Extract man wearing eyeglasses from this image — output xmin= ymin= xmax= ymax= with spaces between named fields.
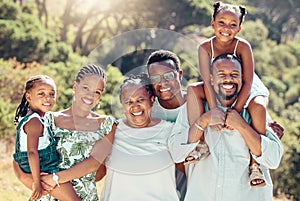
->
xmin=147 ymin=50 xmax=187 ymax=123
xmin=146 ymin=49 xmax=190 ymax=201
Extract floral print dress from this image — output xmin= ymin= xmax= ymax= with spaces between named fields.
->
xmin=30 ymin=112 xmax=116 ymax=201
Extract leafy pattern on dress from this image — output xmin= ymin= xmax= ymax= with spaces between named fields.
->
xmin=29 ymin=113 xmax=115 ymax=201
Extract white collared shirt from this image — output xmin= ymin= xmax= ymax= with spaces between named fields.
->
xmin=170 ymin=102 xmax=283 ymax=201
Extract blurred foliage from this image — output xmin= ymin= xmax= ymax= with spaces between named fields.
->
xmin=0 ymin=0 xmax=72 ymax=63
xmin=0 ymin=0 xmax=299 ymax=200
xmin=239 ymin=19 xmax=269 ymax=49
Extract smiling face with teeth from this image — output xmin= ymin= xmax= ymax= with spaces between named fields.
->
xmin=73 ymin=74 xmax=105 ymax=112
xmin=121 ymin=83 xmax=154 ymax=128
xmin=148 ymin=62 xmax=183 ymax=108
xmin=211 ymin=57 xmax=242 ymax=107
xmin=25 ymin=79 xmax=56 ymax=117
xmin=211 ymin=10 xmax=241 ymax=43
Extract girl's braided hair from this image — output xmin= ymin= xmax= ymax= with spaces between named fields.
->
xmin=212 ymin=1 xmax=247 ymax=26
xmin=14 ymin=75 xmax=55 ymax=124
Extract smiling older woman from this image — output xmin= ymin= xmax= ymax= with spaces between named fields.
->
xmin=100 ymin=74 xmax=195 ymax=201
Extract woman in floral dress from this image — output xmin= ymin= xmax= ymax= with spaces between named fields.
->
xmin=13 ymin=64 xmax=116 ymax=201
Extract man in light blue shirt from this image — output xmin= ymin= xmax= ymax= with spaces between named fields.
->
xmin=170 ymin=53 xmax=283 ymax=201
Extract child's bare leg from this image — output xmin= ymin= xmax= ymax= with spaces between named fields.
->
xmin=248 ymin=96 xmax=267 ymax=135
xmin=248 ymin=96 xmax=267 ymax=187
xmin=50 ymin=182 xmax=80 ymax=201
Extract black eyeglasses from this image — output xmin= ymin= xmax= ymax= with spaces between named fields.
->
xmin=150 ymin=71 xmax=177 ymax=84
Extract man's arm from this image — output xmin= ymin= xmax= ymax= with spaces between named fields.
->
xmin=225 ymin=109 xmax=283 ymax=168
xmin=168 ymin=105 xmax=225 ymax=163
xmin=253 ymin=127 xmax=284 ymax=169
xmin=168 ymin=123 xmax=198 ymax=163
xmin=225 ymin=108 xmax=262 ymax=156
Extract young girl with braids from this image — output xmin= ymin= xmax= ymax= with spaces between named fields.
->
xmin=13 ymin=65 xmax=117 ymax=201
xmin=13 ymin=75 xmax=80 ymax=201
xmin=187 ymin=1 xmax=269 ymax=187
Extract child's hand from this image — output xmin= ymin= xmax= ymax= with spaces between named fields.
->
xmin=31 ymin=182 xmax=43 ymax=200
xmin=41 ymin=181 xmax=53 ymax=194
xmin=210 ymin=124 xmax=224 ymax=131
xmin=206 ymin=108 xmax=226 ymax=131
xmin=224 ymin=108 xmax=244 ymax=130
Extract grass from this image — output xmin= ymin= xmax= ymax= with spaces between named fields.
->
xmin=0 ymin=139 xmax=31 ymax=201
xmin=0 ymin=139 xmax=291 ymax=201
xmin=0 ymin=162 xmax=31 ymax=200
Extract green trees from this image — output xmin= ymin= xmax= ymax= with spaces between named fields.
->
xmin=0 ymin=0 xmax=72 ymax=63
xmin=0 ymin=0 xmax=299 ymax=199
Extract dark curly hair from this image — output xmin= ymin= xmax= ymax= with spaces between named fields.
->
xmin=146 ymin=50 xmax=181 ymax=73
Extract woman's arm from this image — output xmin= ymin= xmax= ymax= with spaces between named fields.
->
xmin=41 ymin=123 xmax=116 ymax=186
xmin=234 ymin=40 xmax=254 ymax=112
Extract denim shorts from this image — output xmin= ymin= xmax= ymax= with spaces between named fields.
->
xmin=13 ymin=140 xmax=59 ymax=173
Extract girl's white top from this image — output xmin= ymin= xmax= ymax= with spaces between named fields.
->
xmin=19 ymin=113 xmax=51 ymax=151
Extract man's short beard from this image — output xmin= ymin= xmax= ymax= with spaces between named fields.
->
xmin=217 ymin=83 xmax=239 ymax=101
